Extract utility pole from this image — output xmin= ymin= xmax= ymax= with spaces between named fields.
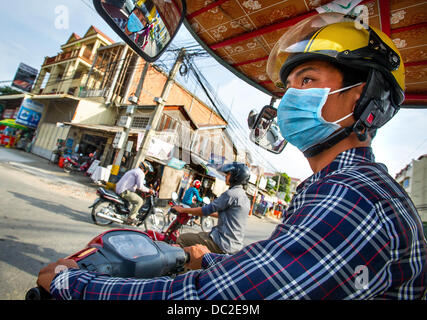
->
xmin=106 ymin=59 xmax=150 ymax=189
xmin=132 ymin=48 xmax=186 ymax=167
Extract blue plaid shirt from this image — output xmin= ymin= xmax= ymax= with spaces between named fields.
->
xmin=51 ymin=147 xmax=427 ymax=299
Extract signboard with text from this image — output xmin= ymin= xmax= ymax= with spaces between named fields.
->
xmin=12 ymin=63 xmax=38 ymax=92
xmin=15 ymin=99 xmax=44 ymax=128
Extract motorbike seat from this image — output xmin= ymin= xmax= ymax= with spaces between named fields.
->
xmin=99 ymin=187 xmax=121 ymax=200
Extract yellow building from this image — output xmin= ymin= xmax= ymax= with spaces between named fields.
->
xmin=32 ymin=26 xmax=114 ymax=97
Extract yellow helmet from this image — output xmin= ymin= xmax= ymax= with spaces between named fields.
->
xmin=267 ymin=12 xmax=405 ymax=106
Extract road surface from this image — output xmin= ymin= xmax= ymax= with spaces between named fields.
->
xmin=0 ymin=147 xmax=280 ymax=299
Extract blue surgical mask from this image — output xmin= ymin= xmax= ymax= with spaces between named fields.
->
xmin=277 ymin=83 xmax=362 ymax=152
xmin=127 ymin=12 xmax=144 ymax=33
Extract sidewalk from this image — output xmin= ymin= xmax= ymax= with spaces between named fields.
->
xmin=0 ymin=147 xmax=99 ymax=200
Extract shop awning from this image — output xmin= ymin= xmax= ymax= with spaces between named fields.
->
xmin=63 ymin=122 xmax=146 ymax=135
xmin=0 ymin=119 xmax=30 ymax=131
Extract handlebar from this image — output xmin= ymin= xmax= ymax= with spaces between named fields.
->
xmin=25 ymin=286 xmax=52 ymax=300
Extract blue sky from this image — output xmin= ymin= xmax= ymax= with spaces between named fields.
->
xmin=0 ymin=0 xmax=426 ymax=180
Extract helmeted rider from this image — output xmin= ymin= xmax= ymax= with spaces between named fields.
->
xmin=181 ymin=179 xmax=203 ymax=208
xmin=174 ymin=162 xmax=251 ymax=254
xmin=115 ymin=160 xmax=155 ymax=225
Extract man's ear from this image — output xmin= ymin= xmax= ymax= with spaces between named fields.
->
xmin=351 ymin=83 xmax=366 ymax=112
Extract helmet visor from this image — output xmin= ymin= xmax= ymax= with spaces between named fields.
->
xmin=218 ymin=163 xmax=235 ymax=174
xmin=266 ymin=13 xmax=361 ymax=88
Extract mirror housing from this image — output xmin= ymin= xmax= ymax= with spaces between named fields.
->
xmin=202 ymin=197 xmax=211 ymax=205
xmin=248 ymin=105 xmax=287 ymax=154
xmin=171 ymin=192 xmax=178 ymax=201
xmin=93 ymin=0 xmax=186 ymax=62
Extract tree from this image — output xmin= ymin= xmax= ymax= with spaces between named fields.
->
xmin=271 ymin=172 xmax=291 ymax=203
xmin=0 ymin=86 xmax=21 ymax=96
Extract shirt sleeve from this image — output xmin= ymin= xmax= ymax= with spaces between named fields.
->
xmin=50 ymin=182 xmax=390 ymax=300
xmin=201 ymin=191 xmax=230 ymax=216
xmin=194 ymin=189 xmax=203 ymax=203
xmin=136 ymin=171 xmax=150 ymax=193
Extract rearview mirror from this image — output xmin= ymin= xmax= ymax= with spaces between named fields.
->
xmin=171 ymin=192 xmax=178 ymax=201
xmin=202 ymin=197 xmax=210 ymax=205
xmin=248 ymin=106 xmax=287 ymax=154
xmin=93 ymin=0 xmax=186 ymax=62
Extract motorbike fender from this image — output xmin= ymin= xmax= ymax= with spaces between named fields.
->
xmin=89 ymin=198 xmax=102 ymax=208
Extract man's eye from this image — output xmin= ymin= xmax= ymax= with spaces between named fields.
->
xmin=302 ymin=77 xmax=312 ymax=86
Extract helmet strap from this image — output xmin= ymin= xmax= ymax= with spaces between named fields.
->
xmin=303 ymin=125 xmax=354 ymax=158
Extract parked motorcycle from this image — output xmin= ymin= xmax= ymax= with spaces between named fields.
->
xmin=145 ymin=192 xmax=213 ymax=243
xmin=25 ymin=228 xmax=188 ymax=300
xmin=90 ymin=187 xmax=165 ymax=230
xmin=166 ymin=193 xmax=215 ymax=233
xmin=63 ymin=154 xmax=92 ymax=173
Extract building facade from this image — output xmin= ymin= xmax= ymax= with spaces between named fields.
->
xmin=395 ymin=154 xmax=427 ymax=222
xmin=8 ymin=26 xmax=244 ymax=202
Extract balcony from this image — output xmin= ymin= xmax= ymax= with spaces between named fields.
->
xmin=44 ymin=47 xmax=94 ymax=66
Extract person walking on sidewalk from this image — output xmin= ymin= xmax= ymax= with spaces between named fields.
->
xmin=115 ymin=160 xmax=155 ymax=225
xmin=173 ymin=162 xmax=251 ymax=254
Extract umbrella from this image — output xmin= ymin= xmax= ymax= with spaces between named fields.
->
xmin=0 ymin=119 xmax=29 ymax=131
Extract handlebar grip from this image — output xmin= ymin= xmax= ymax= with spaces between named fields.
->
xmin=25 ymin=286 xmax=52 ymax=300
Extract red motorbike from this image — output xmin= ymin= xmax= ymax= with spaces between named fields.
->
xmin=63 ymin=154 xmax=93 ymax=174
xmin=144 ymin=192 xmax=212 ymax=243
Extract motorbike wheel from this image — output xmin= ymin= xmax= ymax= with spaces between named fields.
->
xmin=91 ymin=200 xmax=114 ymax=226
xmin=201 ymin=216 xmax=215 ymax=232
xmin=63 ymin=163 xmax=72 ymax=173
xmin=144 ymin=211 xmax=166 ymax=231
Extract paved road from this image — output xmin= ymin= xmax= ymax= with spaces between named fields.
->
xmin=0 ymin=147 xmax=280 ymax=300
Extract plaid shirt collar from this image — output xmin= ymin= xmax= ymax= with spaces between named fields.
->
xmin=298 ymin=147 xmax=377 ymax=192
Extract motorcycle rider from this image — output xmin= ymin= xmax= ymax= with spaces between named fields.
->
xmin=37 ymin=13 xmax=426 ymax=300
xmin=115 ymin=160 xmax=155 ymax=225
xmin=180 ymin=179 xmax=204 ymax=225
xmin=173 ymin=162 xmax=251 ymax=254
xmin=181 ymin=180 xmax=203 ymax=208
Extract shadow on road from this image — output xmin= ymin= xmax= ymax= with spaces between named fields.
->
xmin=8 ymin=191 xmax=91 ymax=224
xmin=0 ymin=236 xmax=68 ymax=277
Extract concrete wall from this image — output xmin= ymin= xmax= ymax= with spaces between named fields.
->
xmin=72 ymin=99 xmax=116 ymax=125
xmin=32 ymin=123 xmax=70 ymax=160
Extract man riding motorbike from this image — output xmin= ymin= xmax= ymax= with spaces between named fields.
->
xmin=173 ymin=162 xmax=251 ymax=254
xmin=37 ymin=12 xmax=426 ymax=300
xmin=115 ymin=160 xmax=155 ymax=225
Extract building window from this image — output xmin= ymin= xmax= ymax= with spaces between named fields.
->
xmin=131 ymin=116 xmax=150 ymax=129
xmin=403 ymin=178 xmax=410 ymax=189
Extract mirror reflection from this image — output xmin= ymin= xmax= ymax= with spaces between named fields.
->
xmin=101 ymin=0 xmax=183 ymax=58
xmin=249 ymin=106 xmax=287 ymax=154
